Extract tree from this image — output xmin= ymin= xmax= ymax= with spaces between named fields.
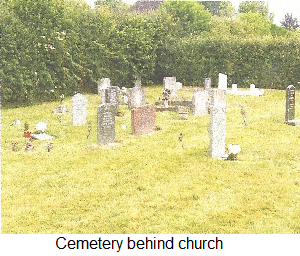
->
xmin=200 ymin=1 xmax=235 ymax=18
xmin=238 ymin=1 xmax=274 ymax=22
xmin=280 ymin=13 xmax=299 ymax=31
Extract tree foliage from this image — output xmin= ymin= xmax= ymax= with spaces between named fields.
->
xmin=201 ymin=1 xmax=235 ymax=18
xmin=238 ymin=1 xmax=274 ymax=21
xmin=280 ymin=13 xmax=300 ymax=31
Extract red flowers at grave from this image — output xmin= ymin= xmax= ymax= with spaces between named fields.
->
xmin=24 ymin=131 xmax=32 ymax=138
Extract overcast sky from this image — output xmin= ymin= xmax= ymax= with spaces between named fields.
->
xmin=85 ymin=0 xmax=300 ymax=26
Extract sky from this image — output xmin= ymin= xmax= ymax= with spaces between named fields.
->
xmin=85 ymin=0 xmax=300 ymax=26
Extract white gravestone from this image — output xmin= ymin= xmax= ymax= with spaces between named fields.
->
xmin=192 ymin=90 xmax=209 ymax=116
xmin=72 ymin=93 xmax=87 ymax=125
xmin=218 ymin=73 xmax=227 ymax=90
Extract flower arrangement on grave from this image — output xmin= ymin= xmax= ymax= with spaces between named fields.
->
xmin=226 ymin=144 xmax=241 ymax=161
xmin=35 ymin=121 xmax=47 ymax=133
xmin=25 ymin=141 xmax=34 ymax=151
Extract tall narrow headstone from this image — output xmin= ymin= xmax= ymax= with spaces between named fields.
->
xmin=134 ymin=76 xmax=142 ymax=88
xmin=285 ymin=85 xmax=296 ymax=124
xmin=209 ymin=105 xmax=226 ymax=159
xmin=250 ymin=84 xmax=256 ymax=92
xmin=72 ymin=93 xmax=87 ymax=125
xmin=218 ymin=73 xmax=227 ymax=90
xmin=192 ymin=90 xmax=209 ymax=116
xmin=97 ymin=104 xmax=116 ymax=145
xmin=163 ymin=77 xmax=177 ymax=98
xmin=97 ymin=78 xmax=110 ymax=94
xmin=101 ymin=86 xmax=119 ymax=106
xmin=210 ymin=89 xmax=226 ymax=107
xmin=131 ymin=104 xmax=156 ymax=135
xmin=204 ymin=78 xmax=211 ymax=91
xmin=128 ymin=87 xmax=146 ymax=109
xmin=232 ymin=84 xmax=238 ymax=92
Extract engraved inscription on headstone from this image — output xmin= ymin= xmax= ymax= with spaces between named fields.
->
xmin=72 ymin=93 xmax=87 ymax=125
xmin=128 ymin=87 xmax=146 ymax=109
xmin=285 ymin=85 xmax=295 ymax=123
xmin=131 ymin=104 xmax=156 ymax=135
xmin=97 ymin=104 xmax=116 ymax=145
xmin=192 ymin=90 xmax=209 ymax=116
xmin=101 ymin=86 xmax=119 ymax=106
xmin=209 ymin=105 xmax=226 ymax=159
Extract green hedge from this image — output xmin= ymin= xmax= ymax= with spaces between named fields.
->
xmin=1 ymin=0 xmax=300 ymax=105
xmin=160 ymin=36 xmax=300 ymax=89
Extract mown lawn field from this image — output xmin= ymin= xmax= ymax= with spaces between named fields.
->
xmin=1 ymin=85 xmax=300 ymax=234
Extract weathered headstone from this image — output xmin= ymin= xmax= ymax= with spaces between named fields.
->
xmin=131 ymin=104 xmax=156 ymax=135
xmin=97 ymin=104 xmax=116 ymax=145
xmin=209 ymin=105 xmax=226 ymax=159
xmin=101 ymin=86 xmax=119 ymax=106
xmin=97 ymin=78 xmax=110 ymax=94
xmin=218 ymin=73 xmax=227 ymax=90
xmin=163 ymin=77 xmax=177 ymax=98
xmin=250 ymin=84 xmax=256 ymax=92
xmin=285 ymin=85 xmax=296 ymax=124
xmin=72 ymin=93 xmax=87 ymax=125
xmin=192 ymin=90 xmax=209 ymax=116
xmin=204 ymin=78 xmax=211 ymax=91
xmin=210 ymin=89 xmax=226 ymax=107
xmin=134 ymin=76 xmax=142 ymax=88
xmin=176 ymin=82 xmax=183 ymax=90
xmin=128 ymin=87 xmax=146 ymax=109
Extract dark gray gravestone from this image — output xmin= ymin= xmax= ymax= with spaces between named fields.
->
xmin=101 ymin=86 xmax=119 ymax=106
xmin=209 ymin=105 xmax=226 ymax=159
xmin=285 ymin=85 xmax=295 ymax=124
xmin=128 ymin=87 xmax=146 ymax=109
xmin=97 ymin=104 xmax=116 ymax=145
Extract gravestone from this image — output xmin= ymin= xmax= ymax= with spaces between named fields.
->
xmin=97 ymin=78 xmax=110 ymax=94
xmin=218 ymin=73 xmax=227 ymax=90
xmin=210 ymin=89 xmax=226 ymax=107
xmin=250 ymin=84 xmax=256 ymax=92
xmin=232 ymin=84 xmax=238 ymax=92
xmin=192 ymin=90 xmax=209 ymax=116
xmin=163 ymin=77 xmax=177 ymax=98
xmin=204 ymin=78 xmax=211 ymax=91
xmin=101 ymin=86 xmax=119 ymax=106
xmin=128 ymin=87 xmax=146 ymax=109
xmin=131 ymin=104 xmax=156 ymax=135
xmin=134 ymin=76 xmax=142 ymax=88
xmin=209 ymin=105 xmax=226 ymax=159
xmin=285 ymin=85 xmax=297 ymax=125
xmin=72 ymin=93 xmax=87 ymax=125
xmin=176 ymin=82 xmax=183 ymax=90
xmin=97 ymin=104 xmax=116 ymax=145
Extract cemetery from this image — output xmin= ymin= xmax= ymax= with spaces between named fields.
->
xmin=1 ymin=0 xmax=300 ymax=235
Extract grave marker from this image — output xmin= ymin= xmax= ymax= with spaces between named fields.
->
xmin=163 ymin=77 xmax=177 ymax=98
xmin=128 ymin=87 xmax=146 ymax=109
xmin=97 ymin=78 xmax=110 ymax=94
xmin=218 ymin=73 xmax=227 ymax=90
xmin=101 ymin=86 xmax=119 ymax=106
xmin=209 ymin=105 xmax=226 ymax=159
xmin=72 ymin=93 xmax=87 ymax=125
xmin=192 ymin=90 xmax=209 ymax=116
xmin=285 ymin=85 xmax=296 ymax=125
xmin=131 ymin=104 xmax=156 ymax=135
xmin=204 ymin=78 xmax=211 ymax=91
xmin=97 ymin=104 xmax=116 ymax=144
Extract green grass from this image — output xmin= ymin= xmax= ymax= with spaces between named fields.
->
xmin=1 ymin=86 xmax=300 ymax=234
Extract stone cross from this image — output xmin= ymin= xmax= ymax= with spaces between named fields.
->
xmin=285 ymin=85 xmax=296 ymax=124
xmin=131 ymin=104 xmax=156 ymax=135
xmin=101 ymin=86 xmax=119 ymax=106
xmin=128 ymin=87 xmax=146 ymax=109
xmin=163 ymin=77 xmax=177 ymax=98
xmin=209 ymin=105 xmax=226 ymax=159
xmin=72 ymin=93 xmax=87 ymax=125
xmin=204 ymin=78 xmax=211 ymax=91
xmin=97 ymin=78 xmax=110 ymax=94
xmin=97 ymin=103 xmax=116 ymax=145
xmin=218 ymin=73 xmax=227 ymax=90
xmin=192 ymin=90 xmax=209 ymax=116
